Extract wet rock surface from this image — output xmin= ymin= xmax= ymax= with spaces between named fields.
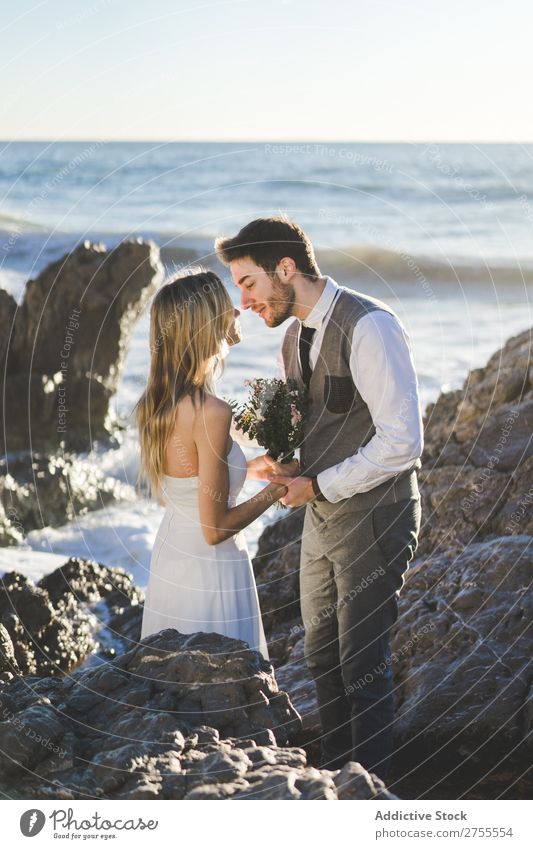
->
xmin=0 ymin=623 xmax=20 ymax=683
xmin=0 ymin=239 xmax=162 ymax=545
xmin=0 ymin=629 xmax=394 ymax=800
xmin=0 ymin=558 xmax=143 ymax=677
xmin=0 ymin=453 xmax=136 ymax=545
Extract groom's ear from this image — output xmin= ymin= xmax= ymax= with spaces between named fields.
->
xmin=276 ymin=257 xmax=297 ymax=281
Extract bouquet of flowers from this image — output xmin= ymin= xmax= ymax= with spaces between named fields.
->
xmin=229 ymin=378 xmax=307 ymax=464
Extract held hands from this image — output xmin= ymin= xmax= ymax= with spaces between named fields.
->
xmin=247 ymin=454 xmax=315 ymax=506
xmin=269 ymin=475 xmax=316 ymax=508
xmin=265 ymin=481 xmax=289 ymax=502
xmin=247 ymin=454 xmax=300 ymax=481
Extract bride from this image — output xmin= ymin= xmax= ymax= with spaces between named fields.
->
xmin=136 ymin=269 xmax=288 ymax=659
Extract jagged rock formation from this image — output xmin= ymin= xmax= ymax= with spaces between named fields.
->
xmin=252 ymin=508 xmax=305 ymax=662
xmin=0 ymin=558 xmax=143 ymax=678
xmin=1 ymin=238 xmax=162 ymax=454
xmin=0 ymin=629 xmax=395 ymax=800
xmin=419 ymin=327 xmax=532 ymax=555
xmin=0 ymin=623 xmax=20 ymax=683
xmin=0 ymin=239 xmax=162 ymax=543
xmin=391 ymin=534 xmax=532 ymax=796
xmin=0 ymin=453 xmax=135 ymax=545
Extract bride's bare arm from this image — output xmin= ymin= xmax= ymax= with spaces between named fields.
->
xmin=195 ymin=397 xmax=287 ymax=545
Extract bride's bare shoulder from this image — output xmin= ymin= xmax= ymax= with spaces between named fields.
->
xmin=194 ymin=393 xmax=232 ymax=429
xmin=176 ymin=391 xmax=231 ymax=425
xmin=190 ymin=396 xmax=231 ymax=462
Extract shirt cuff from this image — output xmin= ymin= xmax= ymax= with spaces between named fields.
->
xmin=316 ymin=468 xmax=340 ymax=503
xmin=311 ymin=476 xmax=327 ymax=501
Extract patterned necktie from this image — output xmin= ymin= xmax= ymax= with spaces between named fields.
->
xmin=299 ymin=325 xmax=316 ymax=387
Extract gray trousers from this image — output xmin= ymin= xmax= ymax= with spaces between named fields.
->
xmin=300 ymin=470 xmax=421 ymax=778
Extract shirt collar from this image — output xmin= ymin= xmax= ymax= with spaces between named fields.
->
xmin=301 ymin=276 xmax=339 ymax=330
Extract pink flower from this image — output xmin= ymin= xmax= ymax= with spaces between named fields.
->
xmin=291 ymin=404 xmax=302 ymax=426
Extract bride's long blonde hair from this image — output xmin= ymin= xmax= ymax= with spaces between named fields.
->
xmin=135 ymin=268 xmax=234 ymax=496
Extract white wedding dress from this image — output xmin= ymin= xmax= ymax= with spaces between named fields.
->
xmin=141 ymin=440 xmax=269 ymax=660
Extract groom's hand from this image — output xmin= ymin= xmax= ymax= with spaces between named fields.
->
xmin=247 ymin=454 xmax=299 ymax=481
xmin=270 ymin=475 xmax=315 ymax=507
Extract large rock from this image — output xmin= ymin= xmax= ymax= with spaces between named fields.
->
xmin=0 ymin=629 xmax=395 ymax=800
xmin=252 ymin=507 xmax=304 ymax=662
xmin=274 ymin=633 xmax=319 ymax=734
xmin=0 ymin=623 xmax=20 ymax=683
xmin=0 ymin=289 xmax=16 ymax=369
xmin=0 ymin=239 xmax=162 ymax=541
xmin=419 ymin=327 xmax=533 ymax=555
xmin=251 ymin=509 xmax=319 ymax=734
xmin=1 ymin=239 xmax=163 ymax=453
xmin=0 ymin=558 xmax=143 ymax=676
xmin=0 ymin=452 xmax=135 ymax=545
xmin=391 ymin=535 xmax=532 ymax=795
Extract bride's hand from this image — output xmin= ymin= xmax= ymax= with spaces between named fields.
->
xmin=247 ymin=454 xmax=299 ymax=480
xmin=265 ymin=481 xmax=288 ymax=502
xmin=276 ymin=458 xmax=300 ymax=477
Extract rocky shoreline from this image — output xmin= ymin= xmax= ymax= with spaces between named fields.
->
xmin=0 ymin=613 xmax=395 ymax=800
xmin=253 ymin=326 xmax=533 ymax=799
xmin=0 ymin=239 xmax=162 ymax=545
xmin=0 ymin=244 xmax=531 ymax=799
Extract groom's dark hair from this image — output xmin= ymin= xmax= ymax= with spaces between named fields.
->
xmin=215 ymin=215 xmax=321 ymax=280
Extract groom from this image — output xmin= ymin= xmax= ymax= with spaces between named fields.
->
xmin=215 ymin=216 xmax=423 ymax=779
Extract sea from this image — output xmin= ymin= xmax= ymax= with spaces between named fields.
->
xmin=1 ymin=141 xmax=532 ymax=585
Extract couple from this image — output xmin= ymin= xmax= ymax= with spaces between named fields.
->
xmin=137 ymin=216 xmax=423 ymax=779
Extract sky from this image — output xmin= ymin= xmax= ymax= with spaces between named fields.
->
xmin=1 ymin=0 xmax=533 ymax=141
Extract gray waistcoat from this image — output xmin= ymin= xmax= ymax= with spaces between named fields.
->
xmin=282 ymin=287 xmax=420 ymax=506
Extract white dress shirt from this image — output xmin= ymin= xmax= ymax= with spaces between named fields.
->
xmin=279 ymin=276 xmax=424 ymax=503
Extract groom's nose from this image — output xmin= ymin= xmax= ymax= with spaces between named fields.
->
xmin=239 ymin=290 xmax=253 ymax=310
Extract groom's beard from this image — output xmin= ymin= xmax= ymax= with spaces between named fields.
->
xmin=264 ymin=273 xmax=296 ymax=327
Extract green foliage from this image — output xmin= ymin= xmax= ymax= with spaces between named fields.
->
xmin=228 ymin=378 xmax=307 ymax=463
